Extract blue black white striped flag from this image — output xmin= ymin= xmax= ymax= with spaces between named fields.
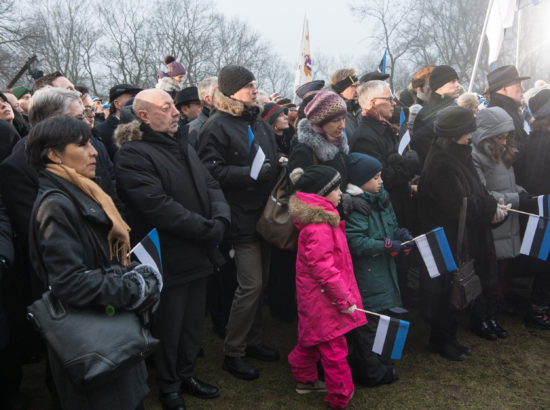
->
xmin=520 ymin=215 xmax=550 ymax=261
xmin=415 ymin=227 xmax=457 ymax=278
xmin=130 ymin=228 xmax=163 ymax=275
xmin=372 ymin=315 xmax=409 ymax=360
xmin=536 ymin=195 xmax=550 ymax=218
xmin=378 ymin=48 xmax=387 ymax=73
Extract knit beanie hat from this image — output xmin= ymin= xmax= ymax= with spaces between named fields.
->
xmin=304 ymin=91 xmax=347 ymax=126
xmin=261 ymin=102 xmax=287 ymax=125
xmin=218 ymin=65 xmax=255 ymax=97
xmin=11 ymin=86 xmax=30 ymax=99
xmin=346 ymin=152 xmax=383 ymax=187
xmin=528 ymin=89 xmax=550 ymax=120
xmin=429 ymin=65 xmax=459 ymax=92
xmin=434 ymin=106 xmax=477 ymax=139
xmin=160 ymin=55 xmax=186 ymax=78
xmin=290 ymin=165 xmax=341 ymax=197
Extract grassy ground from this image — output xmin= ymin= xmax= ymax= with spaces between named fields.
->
xmin=21 ymin=292 xmax=550 ymax=409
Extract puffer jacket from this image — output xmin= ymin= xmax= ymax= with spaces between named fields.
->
xmin=198 ymin=88 xmax=278 ymax=243
xmin=290 ymin=191 xmax=366 ymax=347
xmin=472 ymin=106 xmax=524 ymax=259
xmin=345 ymin=184 xmax=402 ymax=312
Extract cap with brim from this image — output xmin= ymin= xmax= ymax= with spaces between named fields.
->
xmin=296 ymin=80 xmax=325 ymax=99
xmin=262 ymin=102 xmax=287 ymax=125
xmin=487 ymin=65 xmax=530 ymax=93
xmin=109 ymin=84 xmax=142 ymax=102
xmin=359 ymin=72 xmax=390 ymax=83
xmin=175 ymin=86 xmax=200 ymax=109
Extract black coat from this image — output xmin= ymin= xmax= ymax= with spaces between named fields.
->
xmin=418 ymin=141 xmax=497 ymax=288
xmin=489 ymin=93 xmax=529 ymax=152
xmin=515 ymin=129 xmax=550 ymax=194
xmin=412 ymin=93 xmax=456 ymax=170
xmin=29 ymin=172 xmax=148 ymax=410
xmin=198 ymin=89 xmax=277 ymax=243
xmin=0 ymin=120 xmax=19 ymax=163
xmin=94 ymin=114 xmax=120 ymax=161
xmin=350 ymin=115 xmax=416 ymax=225
xmin=115 ymin=121 xmax=230 ymax=287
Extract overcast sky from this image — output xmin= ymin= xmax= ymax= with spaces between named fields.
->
xmin=214 ymin=0 xmax=371 ymax=66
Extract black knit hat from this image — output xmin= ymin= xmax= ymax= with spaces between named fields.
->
xmin=218 ymin=65 xmax=255 ymax=97
xmin=346 ymin=153 xmax=382 ymax=187
xmin=261 ymin=102 xmax=287 ymax=125
xmin=175 ymin=86 xmax=200 ymax=109
xmin=290 ymin=165 xmax=341 ymax=197
xmin=434 ymin=106 xmax=477 ymax=139
xmin=529 ymin=89 xmax=550 ymax=120
xmin=429 ymin=65 xmax=459 ymax=92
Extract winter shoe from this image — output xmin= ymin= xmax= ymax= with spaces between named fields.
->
xmin=488 ymin=319 xmax=509 ymax=338
xmin=295 ymin=379 xmax=327 ymax=394
xmin=471 ymin=321 xmax=498 ymax=341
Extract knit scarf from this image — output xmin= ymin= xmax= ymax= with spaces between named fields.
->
xmin=46 ymin=163 xmax=131 ymax=266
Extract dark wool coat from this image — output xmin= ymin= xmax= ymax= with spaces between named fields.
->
xmin=198 ymin=88 xmax=278 ymax=243
xmin=350 ymin=115 xmax=415 ymax=225
xmin=29 ymin=172 xmax=148 ymax=410
xmin=417 ymin=142 xmax=498 ymax=288
xmin=94 ymin=114 xmax=120 ymax=161
xmin=515 ymin=129 xmax=550 ymax=195
xmin=489 ymin=93 xmax=529 ymax=151
xmin=412 ymin=92 xmax=456 ymax=169
xmin=115 ymin=121 xmax=230 ymax=287
xmin=0 ymin=120 xmax=19 ymax=163
xmin=288 ymin=119 xmax=349 ymax=192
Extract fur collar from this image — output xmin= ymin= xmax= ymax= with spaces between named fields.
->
xmin=297 ymin=119 xmax=349 ymax=162
xmin=289 ymin=194 xmax=340 ymax=228
xmin=114 ymin=120 xmax=142 ymax=147
xmin=155 ymin=77 xmax=182 ymax=93
xmin=346 ymin=183 xmax=363 ymax=196
xmin=212 ymin=87 xmax=263 ymax=118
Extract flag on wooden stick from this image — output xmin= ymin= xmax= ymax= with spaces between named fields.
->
xmin=130 ymin=228 xmax=163 ymax=275
xmin=372 ymin=315 xmax=409 ymax=360
xmin=415 ymin=227 xmax=457 ymax=278
xmin=536 ymin=195 xmax=550 ymax=218
xmin=520 ymin=215 xmax=550 ymax=261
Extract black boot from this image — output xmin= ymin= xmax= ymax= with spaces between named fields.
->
xmin=222 ymin=356 xmax=259 ymax=380
xmin=471 ymin=321 xmax=497 ymax=341
xmin=488 ymin=319 xmax=508 ymax=338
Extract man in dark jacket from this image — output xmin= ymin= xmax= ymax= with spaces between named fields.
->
xmin=114 ymin=89 xmax=230 ymax=409
xmin=330 ymin=68 xmax=361 ymax=138
xmin=198 ymin=65 xmax=279 ymax=380
xmin=412 ymin=65 xmax=461 ymax=169
xmin=94 ymin=83 xmax=141 ymax=160
xmin=351 ymin=80 xmax=418 ymax=226
xmin=487 ymin=65 xmax=530 ymax=152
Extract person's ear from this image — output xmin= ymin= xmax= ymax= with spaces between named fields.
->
xmin=46 ymin=148 xmax=63 ymax=164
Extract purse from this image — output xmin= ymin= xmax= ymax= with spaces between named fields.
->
xmin=27 ymin=290 xmax=159 ymax=390
xmin=256 ymin=166 xmax=299 ymax=250
xmin=449 ymin=197 xmax=482 ymax=311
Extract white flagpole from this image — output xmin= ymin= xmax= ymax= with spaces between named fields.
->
xmin=515 ymin=8 xmax=522 ymax=67
xmin=468 ymin=0 xmax=495 ymax=93
xmin=292 ymin=15 xmax=306 ymax=104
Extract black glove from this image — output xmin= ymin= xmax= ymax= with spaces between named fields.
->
xmin=402 ymin=150 xmax=420 ymax=176
xmin=519 ymin=192 xmax=538 ymax=214
xmin=206 ymin=219 xmax=226 ymax=247
xmin=257 ymin=159 xmax=272 ymax=183
xmin=396 ymin=228 xmax=413 ymax=241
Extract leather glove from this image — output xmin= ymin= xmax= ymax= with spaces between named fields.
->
xmin=396 ymin=228 xmax=413 ymax=241
xmin=384 ymin=238 xmax=402 ymax=257
xmin=205 ymin=219 xmax=226 ymax=247
xmin=492 ymin=203 xmax=511 ymax=224
xmin=257 ymin=159 xmax=272 ymax=182
xmin=341 ymin=304 xmax=357 ymax=314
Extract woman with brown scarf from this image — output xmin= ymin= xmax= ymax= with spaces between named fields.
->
xmin=26 ymin=116 xmax=161 ymax=410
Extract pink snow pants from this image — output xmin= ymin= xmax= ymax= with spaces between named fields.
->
xmin=288 ymin=335 xmax=354 ymax=409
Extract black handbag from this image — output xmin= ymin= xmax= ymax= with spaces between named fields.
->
xmin=27 ymin=290 xmax=159 ymax=389
xmin=449 ymin=197 xmax=482 ymax=311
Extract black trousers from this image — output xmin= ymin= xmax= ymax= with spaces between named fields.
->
xmin=153 ymin=278 xmax=207 ymax=394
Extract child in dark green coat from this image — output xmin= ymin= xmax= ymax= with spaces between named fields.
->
xmin=345 ymin=152 xmax=412 ymax=387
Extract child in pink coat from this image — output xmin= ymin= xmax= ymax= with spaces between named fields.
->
xmin=288 ymin=165 xmax=367 ymax=409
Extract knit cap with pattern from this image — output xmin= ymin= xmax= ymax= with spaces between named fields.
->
xmin=304 ymin=90 xmax=347 ymax=127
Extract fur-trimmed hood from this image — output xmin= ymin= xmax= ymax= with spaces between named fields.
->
xmin=212 ymin=87 xmax=262 ymax=118
xmin=297 ymin=118 xmax=349 ymax=162
xmin=289 ymin=191 xmax=340 ymax=229
xmin=155 ymin=76 xmax=182 ymax=93
xmin=114 ymin=120 xmax=143 ymax=147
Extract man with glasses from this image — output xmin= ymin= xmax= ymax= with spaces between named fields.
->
xmin=330 ymin=68 xmax=361 ymax=138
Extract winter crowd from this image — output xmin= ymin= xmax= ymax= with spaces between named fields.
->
xmin=0 ymin=53 xmax=550 ymax=410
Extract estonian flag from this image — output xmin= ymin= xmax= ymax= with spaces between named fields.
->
xmin=378 ymin=48 xmax=387 ymax=74
xmin=537 ymin=195 xmax=550 ymax=218
xmin=130 ymin=228 xmax=163 ymax=275
xmin=372 ymin=315 xmax=409 ymax=360
xmin=520 ymin=215 xmax=550 ymax=261
xmin=415 ymin=227 xmax=457 ymax=278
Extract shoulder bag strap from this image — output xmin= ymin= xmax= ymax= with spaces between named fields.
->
xmin=456 ymin=196 xmax=468 ymax=265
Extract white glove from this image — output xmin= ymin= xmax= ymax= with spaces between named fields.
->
xmin=341 ymin=304 xmax=357 ymax=314
xmin=492 ymin=203 xmax=511 ymax=223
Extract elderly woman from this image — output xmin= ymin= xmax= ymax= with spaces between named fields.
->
xmin=26 ymin=116 xmax=161 ymax=410
xmin=417 ymin=106 xmax=507 ymax=361
xmin=472 ymin=106 xmax=526 ymax=340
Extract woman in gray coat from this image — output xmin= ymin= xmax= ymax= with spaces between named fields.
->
xmin=472 ymin=106 xmax=525 ymax=340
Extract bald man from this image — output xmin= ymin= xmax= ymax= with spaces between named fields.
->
xmin=114 ymin=89 xmax=230 ymax=409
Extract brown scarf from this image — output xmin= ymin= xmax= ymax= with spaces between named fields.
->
xmin=46 ymin=164 xmax=131 ymax=266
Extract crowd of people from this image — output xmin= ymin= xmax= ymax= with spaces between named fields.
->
xmin=0 ymin=53 xmax=549 ymax=410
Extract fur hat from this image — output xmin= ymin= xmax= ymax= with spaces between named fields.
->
xmin=346 ymin=152 xmax=382 ymax=187
xmin=158 ymin=55 xmax=186 ymax=79
xmin=290 ymin=165 xmax=341 ymax=197
xmin=261 ymin=102 xmax=287 ymax=125
xmin=429 ymin=65 xmax=459 ymax=92
xmin=529 ymin=89 xmax=550 ymax=120
xmin=304 ymin=91 xmax=347 ymax=126
xmin=218 ymin=65 xmax=255 ymax=97
xmin=434 ymin=106 xmax=477 ymax=139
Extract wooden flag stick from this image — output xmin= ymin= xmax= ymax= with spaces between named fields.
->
xmin=355 ymin=307 xmax=382 ymax=317
xmin=507 ymin=208 xmax=550 ymax=220
xmin=400 ymin=234 xmax=425 ymax=246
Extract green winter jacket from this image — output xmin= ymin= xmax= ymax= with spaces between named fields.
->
xmin=345 ymin=184 xmax=402 ymax=312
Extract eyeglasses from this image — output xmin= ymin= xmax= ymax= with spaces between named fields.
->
xmin=373 ymin=96 xmax=395 ymax=103
xmin=83 ymin=106 xmax=96 ymax=117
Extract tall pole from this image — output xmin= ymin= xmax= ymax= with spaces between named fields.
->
xmin=468 ymin=0 xmax=495 ymax=93
xmin=515 ymin=8 xmax=522 ymax=68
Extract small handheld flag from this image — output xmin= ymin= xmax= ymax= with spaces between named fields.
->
xmin=372 ymin=314 xmax=409 ymax=360
xmin=378 ymin=48 xmax=387 ymax=74
xmin=130 ymin=228 xmax=163 ymax=275
xmin=520 ymin=215 xmax=550 ymax=261
xmin=415 ymin=227 xmax=457 ymax=278
xmin=536 ymin=195 xmax=550 ymax=217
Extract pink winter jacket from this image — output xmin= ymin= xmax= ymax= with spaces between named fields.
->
xmin=289 ymin=191 xmax=367 ymax=347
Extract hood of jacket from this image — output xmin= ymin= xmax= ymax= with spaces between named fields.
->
xmin=289 ymin=191 xmax=340 ymax=230
xmin=296 ymin=118 xmax=349 ymax=162
xmin=211 ymin=87 xmax=263 ymax=118
xmin=155 ymin=76 xmax=182 ymax=93
xmin=473 ymin=106 xmax=515 ymax=146
xmin=114 ymin=120 xmax=180 ymax=148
